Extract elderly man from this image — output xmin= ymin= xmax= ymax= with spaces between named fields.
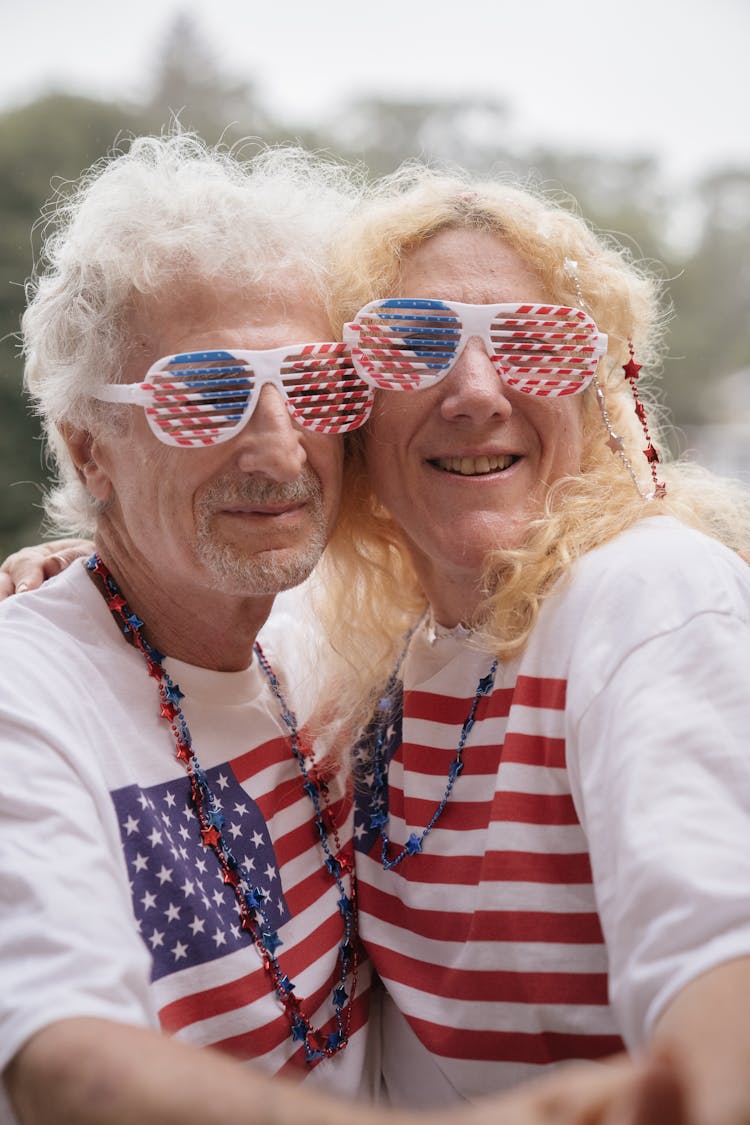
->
xmin=0 ymin=133 xmax=384 ymax=1124
xmin=0 ymin=135 xmax=682 ymax=1125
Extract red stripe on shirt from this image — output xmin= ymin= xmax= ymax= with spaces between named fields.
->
xmin=370 ymin=941 xmax=611 ymax=1004
xmin=360 ymin=882 xmax=605 ymax=943
xmin=405 ymin=1013 xmax=624 ymax=1064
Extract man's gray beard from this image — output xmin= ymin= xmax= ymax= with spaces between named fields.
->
xmin=195 ymin=469 xmax=328 ymax=596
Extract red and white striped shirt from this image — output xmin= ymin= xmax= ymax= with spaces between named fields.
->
xmin=354 ymin=518 xmax=750 ymax=1106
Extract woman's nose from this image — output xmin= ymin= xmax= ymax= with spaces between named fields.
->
xmin=438 ymin=338 xmax=513 ymax=424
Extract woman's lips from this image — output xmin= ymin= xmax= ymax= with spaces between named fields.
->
xmin=430 ymin=453 xmax=518 ymax=476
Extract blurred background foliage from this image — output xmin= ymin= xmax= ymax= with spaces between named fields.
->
xmin=1 ymin=13 xmax=749 ymax=555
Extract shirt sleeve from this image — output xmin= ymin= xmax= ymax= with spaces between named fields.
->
xmin=0 ymin=637 xmax=157 ymax=1073
xmin=567 ymin=600 xmax=750 ymax=1049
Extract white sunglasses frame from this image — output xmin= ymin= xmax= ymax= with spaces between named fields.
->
xmin=342 ymin=299 xmax=609 ymax=397
xmin=90 ymin=343 xmax=374 ymax=447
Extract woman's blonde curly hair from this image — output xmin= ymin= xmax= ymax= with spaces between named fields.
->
xmin=313 ymin=164 xmax=750 ymax=736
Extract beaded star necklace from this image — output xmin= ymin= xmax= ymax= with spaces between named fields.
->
xmin=86 ymin=554 xmax=357 ymax=1063
xmin=369 ymin=619 xmax=498 ymax=870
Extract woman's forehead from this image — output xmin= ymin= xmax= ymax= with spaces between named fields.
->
xmin=395 ymin=228 xmax=548 ymax=304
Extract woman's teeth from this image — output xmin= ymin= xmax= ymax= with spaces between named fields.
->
xmin=434 ymin=454 xmax=515 ymax=476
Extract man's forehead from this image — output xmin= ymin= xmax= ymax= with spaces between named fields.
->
xmin=127 ymin=281 xmax=333 ymax=363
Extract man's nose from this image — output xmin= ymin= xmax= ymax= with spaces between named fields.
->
xmin=438 ymin=338 xmax=513 ymax=424
xmin=232 ymin=384 xmax=307 ymax=479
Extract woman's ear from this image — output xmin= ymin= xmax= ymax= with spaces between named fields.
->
xmin=58 ymin=423 xmax=114 ymax=504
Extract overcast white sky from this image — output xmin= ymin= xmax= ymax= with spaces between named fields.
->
xmin=1 ymin=0 xmax=748 ymax=182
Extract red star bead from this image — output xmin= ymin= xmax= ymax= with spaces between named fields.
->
xmin=623 ymin=357 xmax=642 ymax=381
xmin=644 ymin=444 xmax=660 ymax=464
xmin=107 ymin=594 xmax=127 ymax=612
xmin=160 ymin=701 xmax=177 ymax=721
xmin=175 ymin=741 xmax=192 ymax=763
xmin=654 ymin=482 xmax=667 ymax=499
xmin=201 ymin=825 xmax=221 ymax=848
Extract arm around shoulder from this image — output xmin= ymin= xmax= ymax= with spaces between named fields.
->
xmin=0 ymin=539 xmax=92 ymax=600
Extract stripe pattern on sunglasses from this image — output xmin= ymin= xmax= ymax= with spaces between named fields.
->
xmin=144 ymin=345 xmax=371 ymax=446
xmin=349 ymin=301 xmax=603 ymax=397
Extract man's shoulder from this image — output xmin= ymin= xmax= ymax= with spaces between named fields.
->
xmin=0 ymin=560 xmax=112 ymax=672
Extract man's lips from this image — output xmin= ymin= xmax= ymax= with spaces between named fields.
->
xmin=429 ymin=453 xmax=519 ymax=476
xmin=218 ymin=500 xmax=307 ymax=517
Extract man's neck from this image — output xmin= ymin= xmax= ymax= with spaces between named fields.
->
xmin=92 ymin=543 xmax=275 ymax=672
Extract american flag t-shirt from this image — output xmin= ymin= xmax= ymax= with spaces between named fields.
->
xmin=106 ymin=703 xmax=366 ymax=1077
xmin=111 ymin=766 xmax=290 ymax=982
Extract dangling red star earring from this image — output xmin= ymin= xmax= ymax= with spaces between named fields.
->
xmin=623 ymin=342 xmax=666 ymax=499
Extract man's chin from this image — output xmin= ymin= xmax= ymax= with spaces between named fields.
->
xmin=196 ymin=540 xmax=325 ymax=598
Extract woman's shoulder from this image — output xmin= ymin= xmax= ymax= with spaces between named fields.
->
xmin=539 ymin=514 xmax=750 ymax=660
xmin=574 ymin=515 xmax=749 ymax=601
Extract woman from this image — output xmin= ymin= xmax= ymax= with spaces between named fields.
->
xmin=313 ymin=168 xmax=750 ymax=1119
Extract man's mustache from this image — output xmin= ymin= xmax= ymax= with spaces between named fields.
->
xmin=200 ymin=468 xmax=322 ymax=509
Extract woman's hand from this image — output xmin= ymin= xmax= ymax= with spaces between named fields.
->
xmin=0 ymin=539 xmax=93 ymax=601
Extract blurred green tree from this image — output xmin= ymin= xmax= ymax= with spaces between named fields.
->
xmin=0 ymin=12 xmax=747 ymax=557
xmin=0 ymin=93 xmax=155 ymax=554
xmin=668 ymin=168 xmax=750 ymax=424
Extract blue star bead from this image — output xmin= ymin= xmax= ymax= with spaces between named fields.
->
xmin=206 ymin=805 xmax=224 ymax=829
xmin=125 ymin=613 xmax=144 ymax=631
xmin=303 ymin=780 xmax=319 ymax=800
xmin=315 ymin=819 xmax=328 ymax=839
xmin=448 ymin=759 xmax=464 ymax=781
xmin=327 ymin=1031 xmax=343 ymax=1050
xmin=262 ymin=930 xmax=283 ymax=955
xmin=246 ymin=887 xmax=266 ymax=910
xmin=369 ymin=810 xmax=387 ymax=829
xmin=406 ymin=833 xmax=423 ymax=855
xmin=463 ymin=716 xmax=475 ymax=735
xmin=277 ymin=974 xmax=295 ymax=996
xmin=337 ymin=894 xmax=351 ymax=917
xmin=325 ymin=855 xmax=341 ymax=877
xmin=340 ymin=940 xmax=354 ymax=966
xmin=165 ymin=683 xmax=185 ymax=704
xmin=291 ymin=1018 xmax=308 ymax=1042
xmin=332 ymin=985 xmax=348 ymax=1008
xmin=477 ymin=670 xmax=496 ymax=696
